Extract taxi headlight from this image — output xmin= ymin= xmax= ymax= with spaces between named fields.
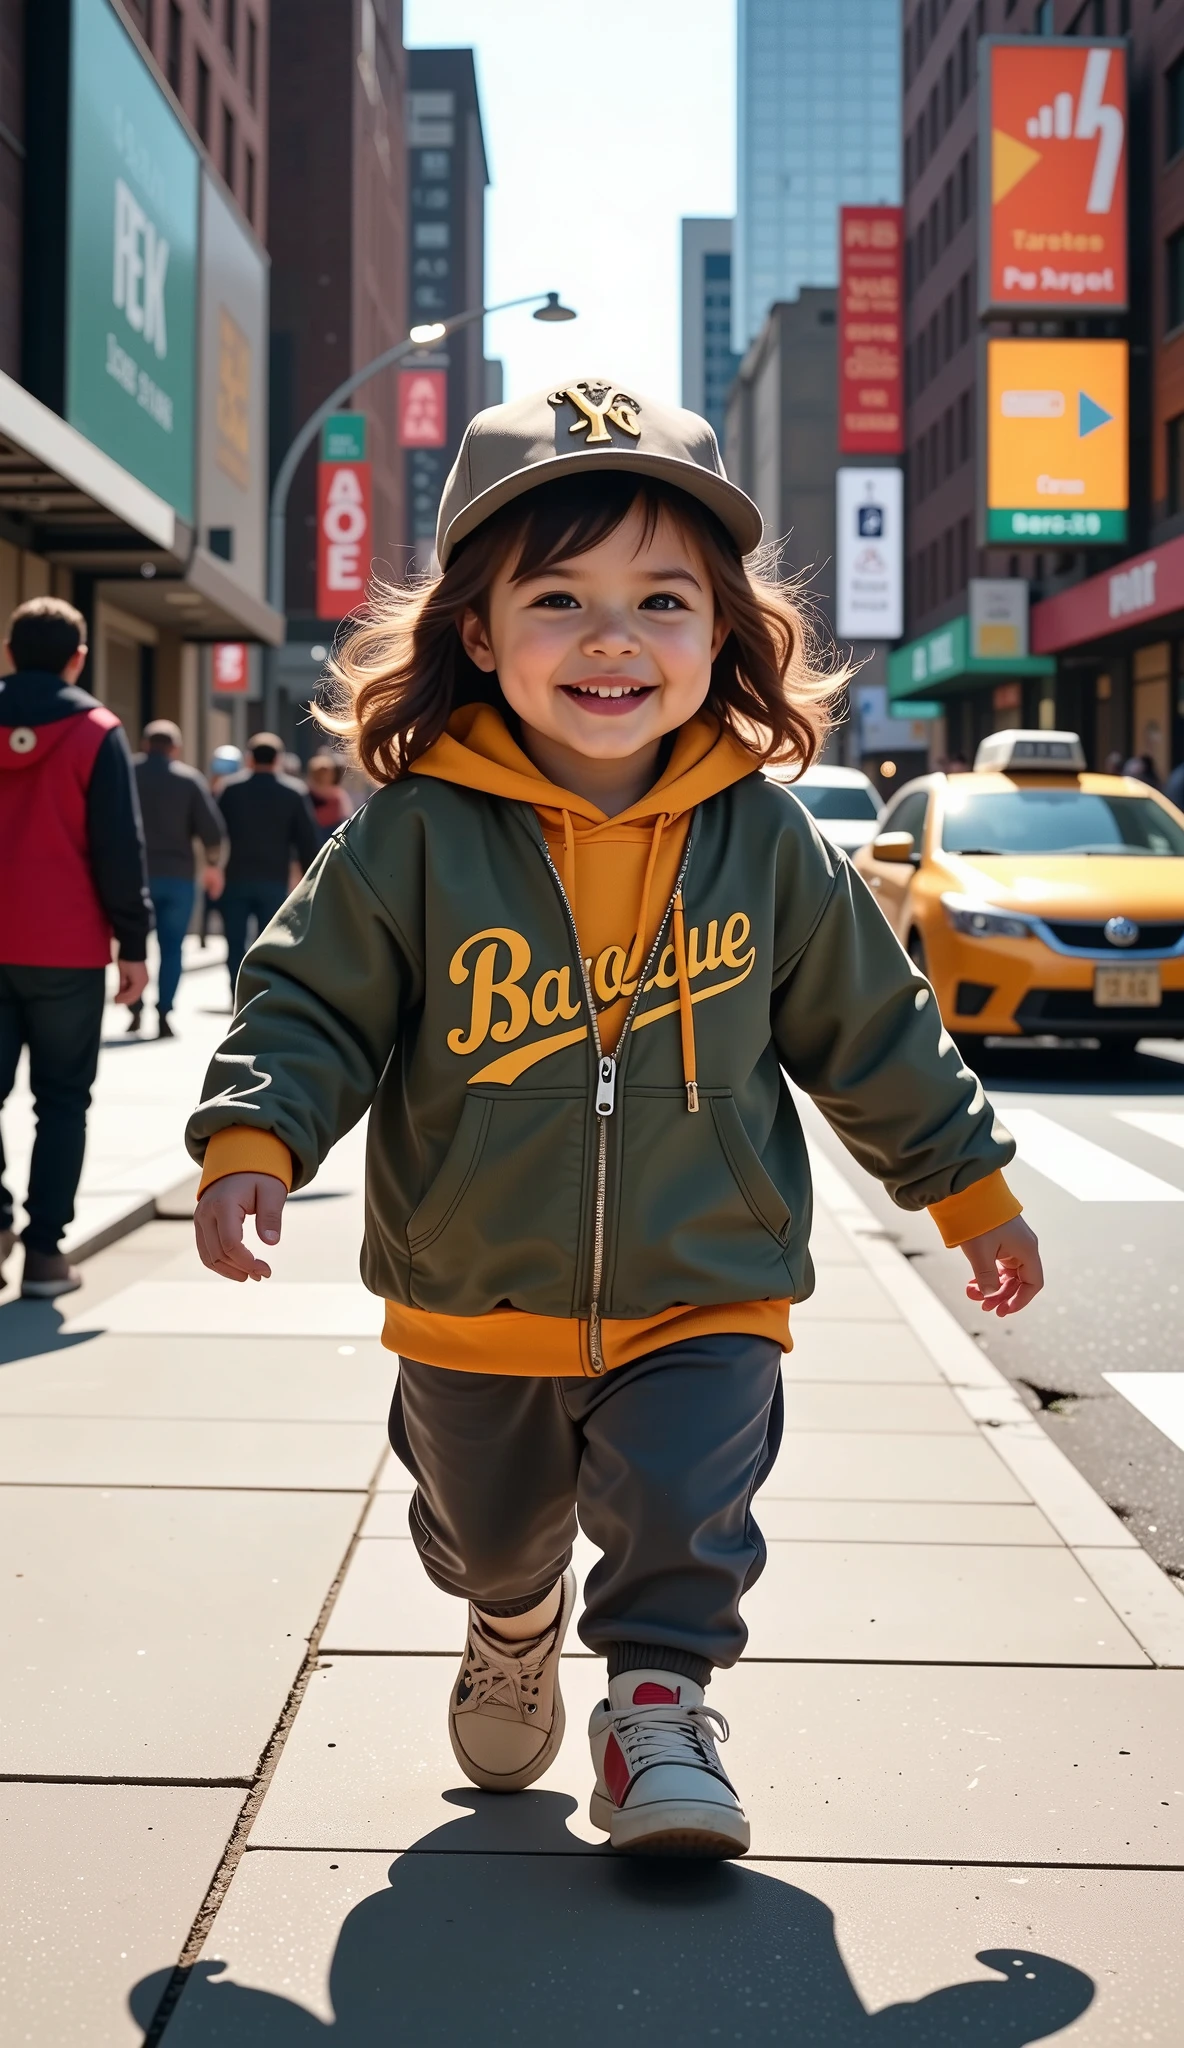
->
xmin=941 ymin=894 xmax=1034 ymax=941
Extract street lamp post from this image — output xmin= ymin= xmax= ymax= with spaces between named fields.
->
xmin=265 ymin=290 xmax=576 ymax=719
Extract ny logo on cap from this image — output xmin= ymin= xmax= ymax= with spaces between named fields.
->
xmin=549 ymin=381 xmax=642 ymax=445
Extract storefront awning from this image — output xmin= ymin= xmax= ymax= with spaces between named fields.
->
xmin=1031 ymin=534 xmax=1184 ymax=655
xmin=889 ymin=614 xmax=1055 ymax=705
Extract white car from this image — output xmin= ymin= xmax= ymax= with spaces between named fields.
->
xmin=776 ymin=764 xmax=885 ymax=854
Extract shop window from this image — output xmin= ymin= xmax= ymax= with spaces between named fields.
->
xmin=166 ymin=1 xmax=182 ymax=94
xmin=196 ymin=54 xmax=210 ymax=143
xmin=1168 ymin=55 xmax=1184 ymax=162
xmin=1167 ymin=228 xmax=1184 ymax=332
xmin=1167 ymin=413 xmax=1184 ymax=514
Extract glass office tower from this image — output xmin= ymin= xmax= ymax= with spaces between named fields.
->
xmin=681 ymin=219 xmax=743 ymax=443
xmin=733 ymin=0 xmax=901 ymax=354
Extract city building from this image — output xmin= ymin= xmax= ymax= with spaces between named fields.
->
xmin=16 ymin=0 xmax=279 ymax=767
xmin=893 ymin=0 xmax=1184 ymax=784
xmin=725 ymin=288 xmax=840 ymax=615
xmin=268 ymin=0 xmax=407 ymax=728
xmin=121 ymin=0 xmax=267 ymax=232
xmin=404 ymin=48 xmax=493 ymax=571
xmin=680 ymin=218 xmax=742 ymax=443
xmin=733 ymin=0 xmax=901 ymax=354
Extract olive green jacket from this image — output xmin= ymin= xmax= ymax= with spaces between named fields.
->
xmin=187 ymin=768 xmax=1014 ymax=1319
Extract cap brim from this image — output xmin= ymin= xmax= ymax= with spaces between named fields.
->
xmin=437 ymin=447 xmax=763 ymax=567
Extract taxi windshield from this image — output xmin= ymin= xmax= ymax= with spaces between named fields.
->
xmin=792 ymin=784 xmax=881 ymax=822
xmin=941 ymin=788 xmax=1184 ymax=858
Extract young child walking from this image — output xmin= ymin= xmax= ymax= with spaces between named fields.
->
xmin=188 ymin=379 xmax=1041 ymax=1859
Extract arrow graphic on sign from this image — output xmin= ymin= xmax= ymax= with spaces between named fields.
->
xmin=992 ymin=127 xmax=1042 ymax=204
xmin=1078 ymin=389 xmax=1113 ymax=437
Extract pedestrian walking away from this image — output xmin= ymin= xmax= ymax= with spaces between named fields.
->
xmin=215 ymin=731 xmax=320 ymax=999
xmin=133 ymin=719 xmax=226 ymax=1037
xmin=188 ymin=382 xmax=1043 ymax=1860
xmin=0 ymin=596 xmax=151 ymax=1298
xmin=306 ymin=750 xmax=355 ymax=840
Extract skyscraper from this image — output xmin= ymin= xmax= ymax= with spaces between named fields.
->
xmin=733 ymin=0 xmax=901 ymax=353
xmin=680 ymin=219 xmax=742 ymax=444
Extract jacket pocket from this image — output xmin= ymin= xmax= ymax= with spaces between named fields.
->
xmin=607 ymin=1087 xmax=794 ymax=1315
xmin=406 ymin=1095 xmax=493 ymax=1254
xmin=710 ymin=1094 xmax=792 ymax=1244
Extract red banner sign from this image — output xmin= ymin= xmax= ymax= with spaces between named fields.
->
xmin=397 ymin=369 xmax=447 ymax=448
xmin=983 ymin=40 xmax=1127 ymax=313
xmin=1030 ymin=532 xmax=1184 ymax=653
xmin=316 ymin=459 xmax=372 ymax=619
xmin=838 ymin=206 xmax=904 ymax=455
xmin=211 ymin=642 xmax=249 ymax=693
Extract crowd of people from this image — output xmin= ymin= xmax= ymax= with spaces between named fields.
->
xmin=0 ymin=593 xmax=355 ymax=1301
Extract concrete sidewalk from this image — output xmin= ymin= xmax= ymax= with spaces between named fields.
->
xmin=0 ymin=935 xmax=229 ymax=1274
xmin=0 ymin=1125 xmax=1181 ymax=2044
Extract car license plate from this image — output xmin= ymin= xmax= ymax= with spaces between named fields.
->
xmin=1094 ymin=965 xmax=1161 ymax=1008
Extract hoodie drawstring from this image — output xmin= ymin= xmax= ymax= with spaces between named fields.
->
xmin=561 ymin=810 xmax=577 ymax=914
xmin=671 ymin=889 xmax=699 ymax=1113
xmin=624 ymin=814 xmax=670 ymax=989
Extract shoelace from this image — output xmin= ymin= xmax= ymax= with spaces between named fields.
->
xmin=460 ymin=1621 xmax=557 ymax=1716
xmin=604 ymin=1701 xmax=731 ymax=1774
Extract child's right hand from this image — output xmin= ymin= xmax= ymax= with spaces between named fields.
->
xmin=195 ymin=1172 xmax=287 ymax=1282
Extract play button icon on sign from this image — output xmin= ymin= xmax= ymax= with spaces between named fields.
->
xmin=1078 ymin=390 xmax=1114 ymax=438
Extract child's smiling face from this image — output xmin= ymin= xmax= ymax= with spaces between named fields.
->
xmin=459 ymin=501 xmax=728 ymax=794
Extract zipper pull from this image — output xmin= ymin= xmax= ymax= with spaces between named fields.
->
xmin=595 ymin=1054 xmax=616 ymax=1117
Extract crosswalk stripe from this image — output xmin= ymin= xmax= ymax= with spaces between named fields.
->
xmin=1104 ymin=1374 xmax=1184 ymax=1455
xmin=1002 ymin=1106 xmax=1184 ymax=1202
xmin=1114 ymin=1109 xmax=1184 ymax=1153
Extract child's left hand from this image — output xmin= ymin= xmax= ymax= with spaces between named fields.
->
xmin=960 ymin=1217 xmax=1043 ymax=1317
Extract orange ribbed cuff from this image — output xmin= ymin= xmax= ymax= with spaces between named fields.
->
xmin=197 ymin=1127 xmax=294 ymax=1197
xmin=927 ymin=1168 xmax=1022 ymax=1248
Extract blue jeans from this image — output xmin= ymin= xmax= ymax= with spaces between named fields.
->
xmin=221 ymin=880 xmax=287 ymax=998
xmin=149 ymin=876 xmax=196 ymax=1018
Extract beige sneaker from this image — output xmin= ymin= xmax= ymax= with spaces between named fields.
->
xmin=449 ymin=1567 xmax=577 ymax=1792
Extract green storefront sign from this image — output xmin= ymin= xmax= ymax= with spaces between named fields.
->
xmin=66 ymin=0 xmax=199 ymax=519
xmin=321 ymin=414 xmax=367 ymax=462
xmin=888 ymin=616 xmax=1054 ymax=706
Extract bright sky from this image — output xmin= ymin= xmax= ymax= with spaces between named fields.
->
xmin=403 ymin=0 xmax=736 ymax=406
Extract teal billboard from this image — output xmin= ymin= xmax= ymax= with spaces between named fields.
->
xmin=66 ymin=0 xmax=199 ymax=519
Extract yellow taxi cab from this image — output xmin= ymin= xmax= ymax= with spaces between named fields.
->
xmin=852 ymin=729 xmax=1184 ymax=1060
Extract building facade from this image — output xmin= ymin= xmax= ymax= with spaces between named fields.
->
xmin=12 ymin=0 xmax=278 ymax=767
xmin=268 ymin=0 xmax=407 ymax=723
xmin=404 ymin=48 xmax=491 ymax=569
xmin=896 ymin=0 xmax=1184 ymax=785
xmin=725 ymin=288 xmax=840 ymax=612
xmin=121 ymin=0 xmax=267 ymax=231
xmin=733 ymin=0 xmax=901 ymax=354
xmin=681 ymin=218 xmax=742 ymax=443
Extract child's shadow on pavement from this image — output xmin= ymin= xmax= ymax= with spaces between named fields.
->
xmin=131 ymin=1791 xmax=1094 ymax=2045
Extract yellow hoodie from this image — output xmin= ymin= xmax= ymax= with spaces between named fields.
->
xmin=200 ymin=705 xmax=1019 ymax=1374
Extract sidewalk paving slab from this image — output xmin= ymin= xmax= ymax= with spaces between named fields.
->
xmin=0 ymin=1414 xmax=386 ymax=1489
xmin=0 ymin=1486 xmax=360 ymax=1777
xmin=0 ymin=1783 xmax=243 ymax=2048
xmin=159 ymin=1847 xmax=1183 ymax=2044
xmin=780 ymin=1381 xmax=977 ymax=1432
xmin=784 ymin=1321 xmax=942 ymax=1380
xmin=757 ymin=1500 xmax=1065 ymax=1543
xmin=0 ymin=1333 xmax=394 ymax=1422
xmin=249 ymin=1654 xmax=1184 ymax=1866
xmin=761 ymin=1430 xmax=1030 ymax=1501
xmin=320 ymin=1532 xmax=603 ymax=1656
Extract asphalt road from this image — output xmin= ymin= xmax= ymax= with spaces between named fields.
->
xmin=800 ymin=1036 xmax=1184 ymax=1586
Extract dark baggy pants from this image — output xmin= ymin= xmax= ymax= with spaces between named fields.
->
xmin=389 ymin=1332 xmax=784 ymax=1688
xmin=0 ymin=964 xmax=106 ymax=1254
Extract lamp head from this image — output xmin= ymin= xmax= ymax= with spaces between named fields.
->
xmin=532 ymin=292 xmax=577 ymax=323
xmin=409 ymin=321 xmax=447 ymax=344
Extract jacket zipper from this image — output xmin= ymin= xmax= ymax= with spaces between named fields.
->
xmin=536 ymin=831 xmax=694 ymax=1376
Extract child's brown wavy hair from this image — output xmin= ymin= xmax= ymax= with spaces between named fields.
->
xmin=315 ymin=471 xmax=849 ymax=782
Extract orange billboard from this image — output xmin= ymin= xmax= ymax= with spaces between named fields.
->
xmin=981 ymin=39 xmax=1126 ymax=314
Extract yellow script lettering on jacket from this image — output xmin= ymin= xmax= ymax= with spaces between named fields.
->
xmin=447 ymin=914 xmax=757 ymax=1083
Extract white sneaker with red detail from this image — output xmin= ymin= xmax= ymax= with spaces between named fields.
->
xmin=588 ymin=1671 xmax=750 ymax=1857
xmin=448 ymin=1568 xmax=577 ymax=1793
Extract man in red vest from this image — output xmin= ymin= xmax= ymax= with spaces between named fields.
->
xmin=0 ymin=597 xmax=151 ymax=1298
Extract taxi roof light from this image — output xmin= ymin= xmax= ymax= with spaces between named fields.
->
xmin=973 ymin=729 xmax=1086 ymax=774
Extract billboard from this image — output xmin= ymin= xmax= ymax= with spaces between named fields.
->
xmin=969 ymin=578 xmax=1029 ymax=661
xmin=984 ymin=337 xmax=1127 ymax=545
xmin=212 ymin=642 xmax=250 ymax=693
xmin=317 ymin=458 xmax=372 ymax=619
xmin=398 ymin=369 xmax=447 ymax=448
xmin=836 ymin=468 xmax=903 ymax=642
xmin=198 ymin=171 xmax=268 ymax=600
xmin=838 ymin=207 xmax=904 ymax=455
xmin=65 ymin=0 xmax=199 ymax=518
xmin=980 ymin=38 xmax=1127 ymax=314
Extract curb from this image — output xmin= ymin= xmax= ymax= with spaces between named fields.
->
xmin=808 ymin=1142 xmax=1184 ymax=1669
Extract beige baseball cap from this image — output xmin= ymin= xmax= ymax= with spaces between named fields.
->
xmin=435 ymin=377 xmax=763 ymax=568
